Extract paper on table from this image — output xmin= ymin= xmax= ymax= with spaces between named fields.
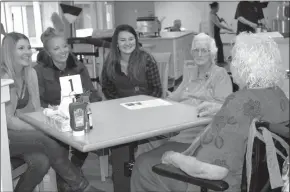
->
xmin=120 ymin=99 xmax=172 ymax=110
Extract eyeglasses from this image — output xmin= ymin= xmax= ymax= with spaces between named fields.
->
xmin=192 ymin=48 xmax=210 ymax=55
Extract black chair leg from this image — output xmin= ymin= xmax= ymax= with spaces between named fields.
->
xmin=201 ymin=187 xmax=208 ymax=192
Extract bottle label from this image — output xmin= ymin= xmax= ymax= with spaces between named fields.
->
xmin=74 ymin=108 xmax=84 ymax=127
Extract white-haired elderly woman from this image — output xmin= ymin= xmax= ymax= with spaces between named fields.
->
xmin=130 ymin=32 xmax=233 ymax=191
xmin=132 ymin=32 xmax=289 ymax=192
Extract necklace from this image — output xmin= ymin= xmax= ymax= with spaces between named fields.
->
xmin=16 ymin=76 xmax=26 ymax=100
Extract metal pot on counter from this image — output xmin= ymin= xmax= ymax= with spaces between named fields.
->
xmin=136 ymin=16 xmax=161 ymax=37
xmin=272 ymin=1 xmax=290 ymax=34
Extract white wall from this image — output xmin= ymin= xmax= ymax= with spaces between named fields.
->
xmin=154 ymin=1 xmax=279 ymax=32
xmin=114 ymin=1 xmax=155 ymax=28
xmin=154 ymin=1 xmax=238 ymax=32
xmin=154 ymin=2 xmax=206 ymax=31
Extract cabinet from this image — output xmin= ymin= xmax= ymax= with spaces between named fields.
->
xmin=139 ymin=31 xmax=195 ymax=80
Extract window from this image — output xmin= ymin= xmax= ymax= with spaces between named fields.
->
xmin=74 ymin=1 xmax=114 ymax=37
xmin=10 ymin=5 xmax=39 ymax=37
xmin=74 ymin=3 xmax=92 ymax=30
xmin=105 ymin=2 xmax=114 ymax=29
xmin=2 ymin=2 xmax=59 ymax=47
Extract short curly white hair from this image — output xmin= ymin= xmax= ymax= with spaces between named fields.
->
xmin=231 ymin=32 xmax=284 ymax=88
xmin=191 ymin=33 xmax=218 ymax=64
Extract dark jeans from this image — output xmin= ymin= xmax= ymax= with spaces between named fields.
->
xmin=11 ymin=153 xmax=50 ymax=192
xmin=9 ymin=129 xmax=89 ymax=192
xmin=54 ymin=140 xmax=89 ymax=192
xmin=214 ymin=34 xmax=224 ymax=63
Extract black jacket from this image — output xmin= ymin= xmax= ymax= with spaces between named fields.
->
xmin=35 ymin=50 xmax=101 ymax=108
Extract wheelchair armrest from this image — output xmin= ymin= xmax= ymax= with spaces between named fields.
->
xmin=152 ymin=164 xmax=229 ymax=191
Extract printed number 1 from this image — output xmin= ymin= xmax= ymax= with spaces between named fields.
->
xmin=69 ymin=79 xmax=74 ymax=92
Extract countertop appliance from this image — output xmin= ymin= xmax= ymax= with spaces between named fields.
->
xmin=136 ymin=16 xmax=160 ymax=37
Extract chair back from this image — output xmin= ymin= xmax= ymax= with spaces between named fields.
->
xmin=241 ymin=120 xmax=289 ymax=192
xmin=68 ymin=37 xmax=109 ymax=99
xmin=69 ymin=42 xmax=98 ymax=81
xmin=151 ymin=52 xmax=171 ymax=98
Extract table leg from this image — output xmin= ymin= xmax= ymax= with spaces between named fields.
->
xmin=111 ymin=142 xmax=136 ymax=192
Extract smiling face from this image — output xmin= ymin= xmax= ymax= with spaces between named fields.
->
xmin=117 ymin=31 xmax=136 ymax=55
xmin=46 ymin=36 xmax=69 ymax=64
xmin=192 ymin=39 xmax=211 ymax=66
xmin=14 ymin=38 xmax=32 ymax=67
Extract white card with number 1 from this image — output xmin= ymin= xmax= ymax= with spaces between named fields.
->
xmin=59 ymin=75 xmax=83 ymax=97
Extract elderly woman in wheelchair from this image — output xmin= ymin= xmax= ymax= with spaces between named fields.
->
xmin=131 ymin=32 xmax=289 ymax=192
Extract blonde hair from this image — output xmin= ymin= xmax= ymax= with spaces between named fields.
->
xmin=231 ymin=32 xmax=284 ymax=88
xmin=41 ymin=12 xmax=66 ymax=51
xmin=191 ymin=33 xmax=218 ymax=64
xmin=41 ymin=27 xmax=61 ymax=50
xmin=1 ymin=32 xmax=40 ymax=110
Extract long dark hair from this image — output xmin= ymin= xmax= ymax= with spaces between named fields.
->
xmin=209 ymin=2 xmax=218 ymax=9
xmin=104 ymin=24 xmax=149 ymax=82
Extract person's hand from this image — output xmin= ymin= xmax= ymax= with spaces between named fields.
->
xmin=196 ymin=101 xmax=222 ymax=117
xmin=48 ymin=105 xmax=58 ymax=110
xmin=251 ymin=23 xmax=258 ymax=30
xmin=220 ymin=18 xmax=225 ymax=22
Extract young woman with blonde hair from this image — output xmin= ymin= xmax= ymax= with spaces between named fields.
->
xmin=1 ymin=32 xmax=102 ymax=192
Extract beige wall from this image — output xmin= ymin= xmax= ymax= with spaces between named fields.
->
xmin=154 ymin=1 xmax=279 ymax=32
xmin=114 ymin=1 xmax=155 ymax=28
xmin=154 ymin=2 xmax=207 ymax=31
xmin=113 ymin=1 xmax=279 ymax=32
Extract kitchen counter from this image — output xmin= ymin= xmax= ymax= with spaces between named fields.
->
xmin=139 ymin=31 xmax=197 ymax=40
xmin=273 ymin=36 xmax=289 ymax=44
xmin=139 ymin=31 xmax=195 ymax=84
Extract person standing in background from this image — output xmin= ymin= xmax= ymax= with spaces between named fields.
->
xmin=209 ymin=2 xmax=234 ymax=65
xmin=234 ymin=1 xmax=267 ymax=34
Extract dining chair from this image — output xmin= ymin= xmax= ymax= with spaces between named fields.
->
xmin=68 ymin=37 xmax=108 ymax=100
xmin=11 ymin=158 xmax=57 ymax=192
xmin=151 ymin=52 xmax=171 ymax=98
xmin=68 ymin=38 xmax=100 ymax=87
xmin=152 ymin=119 xmax=289 ymax=192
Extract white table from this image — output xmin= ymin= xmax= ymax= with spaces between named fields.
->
xmin=19 ymin=95 xmax=211 ymax=192
xmin=1 ymin=79 xmax=14 ymax=192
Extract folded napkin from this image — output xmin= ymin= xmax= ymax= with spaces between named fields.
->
xmin=43 ymin=108 xmax=71 ymax=132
